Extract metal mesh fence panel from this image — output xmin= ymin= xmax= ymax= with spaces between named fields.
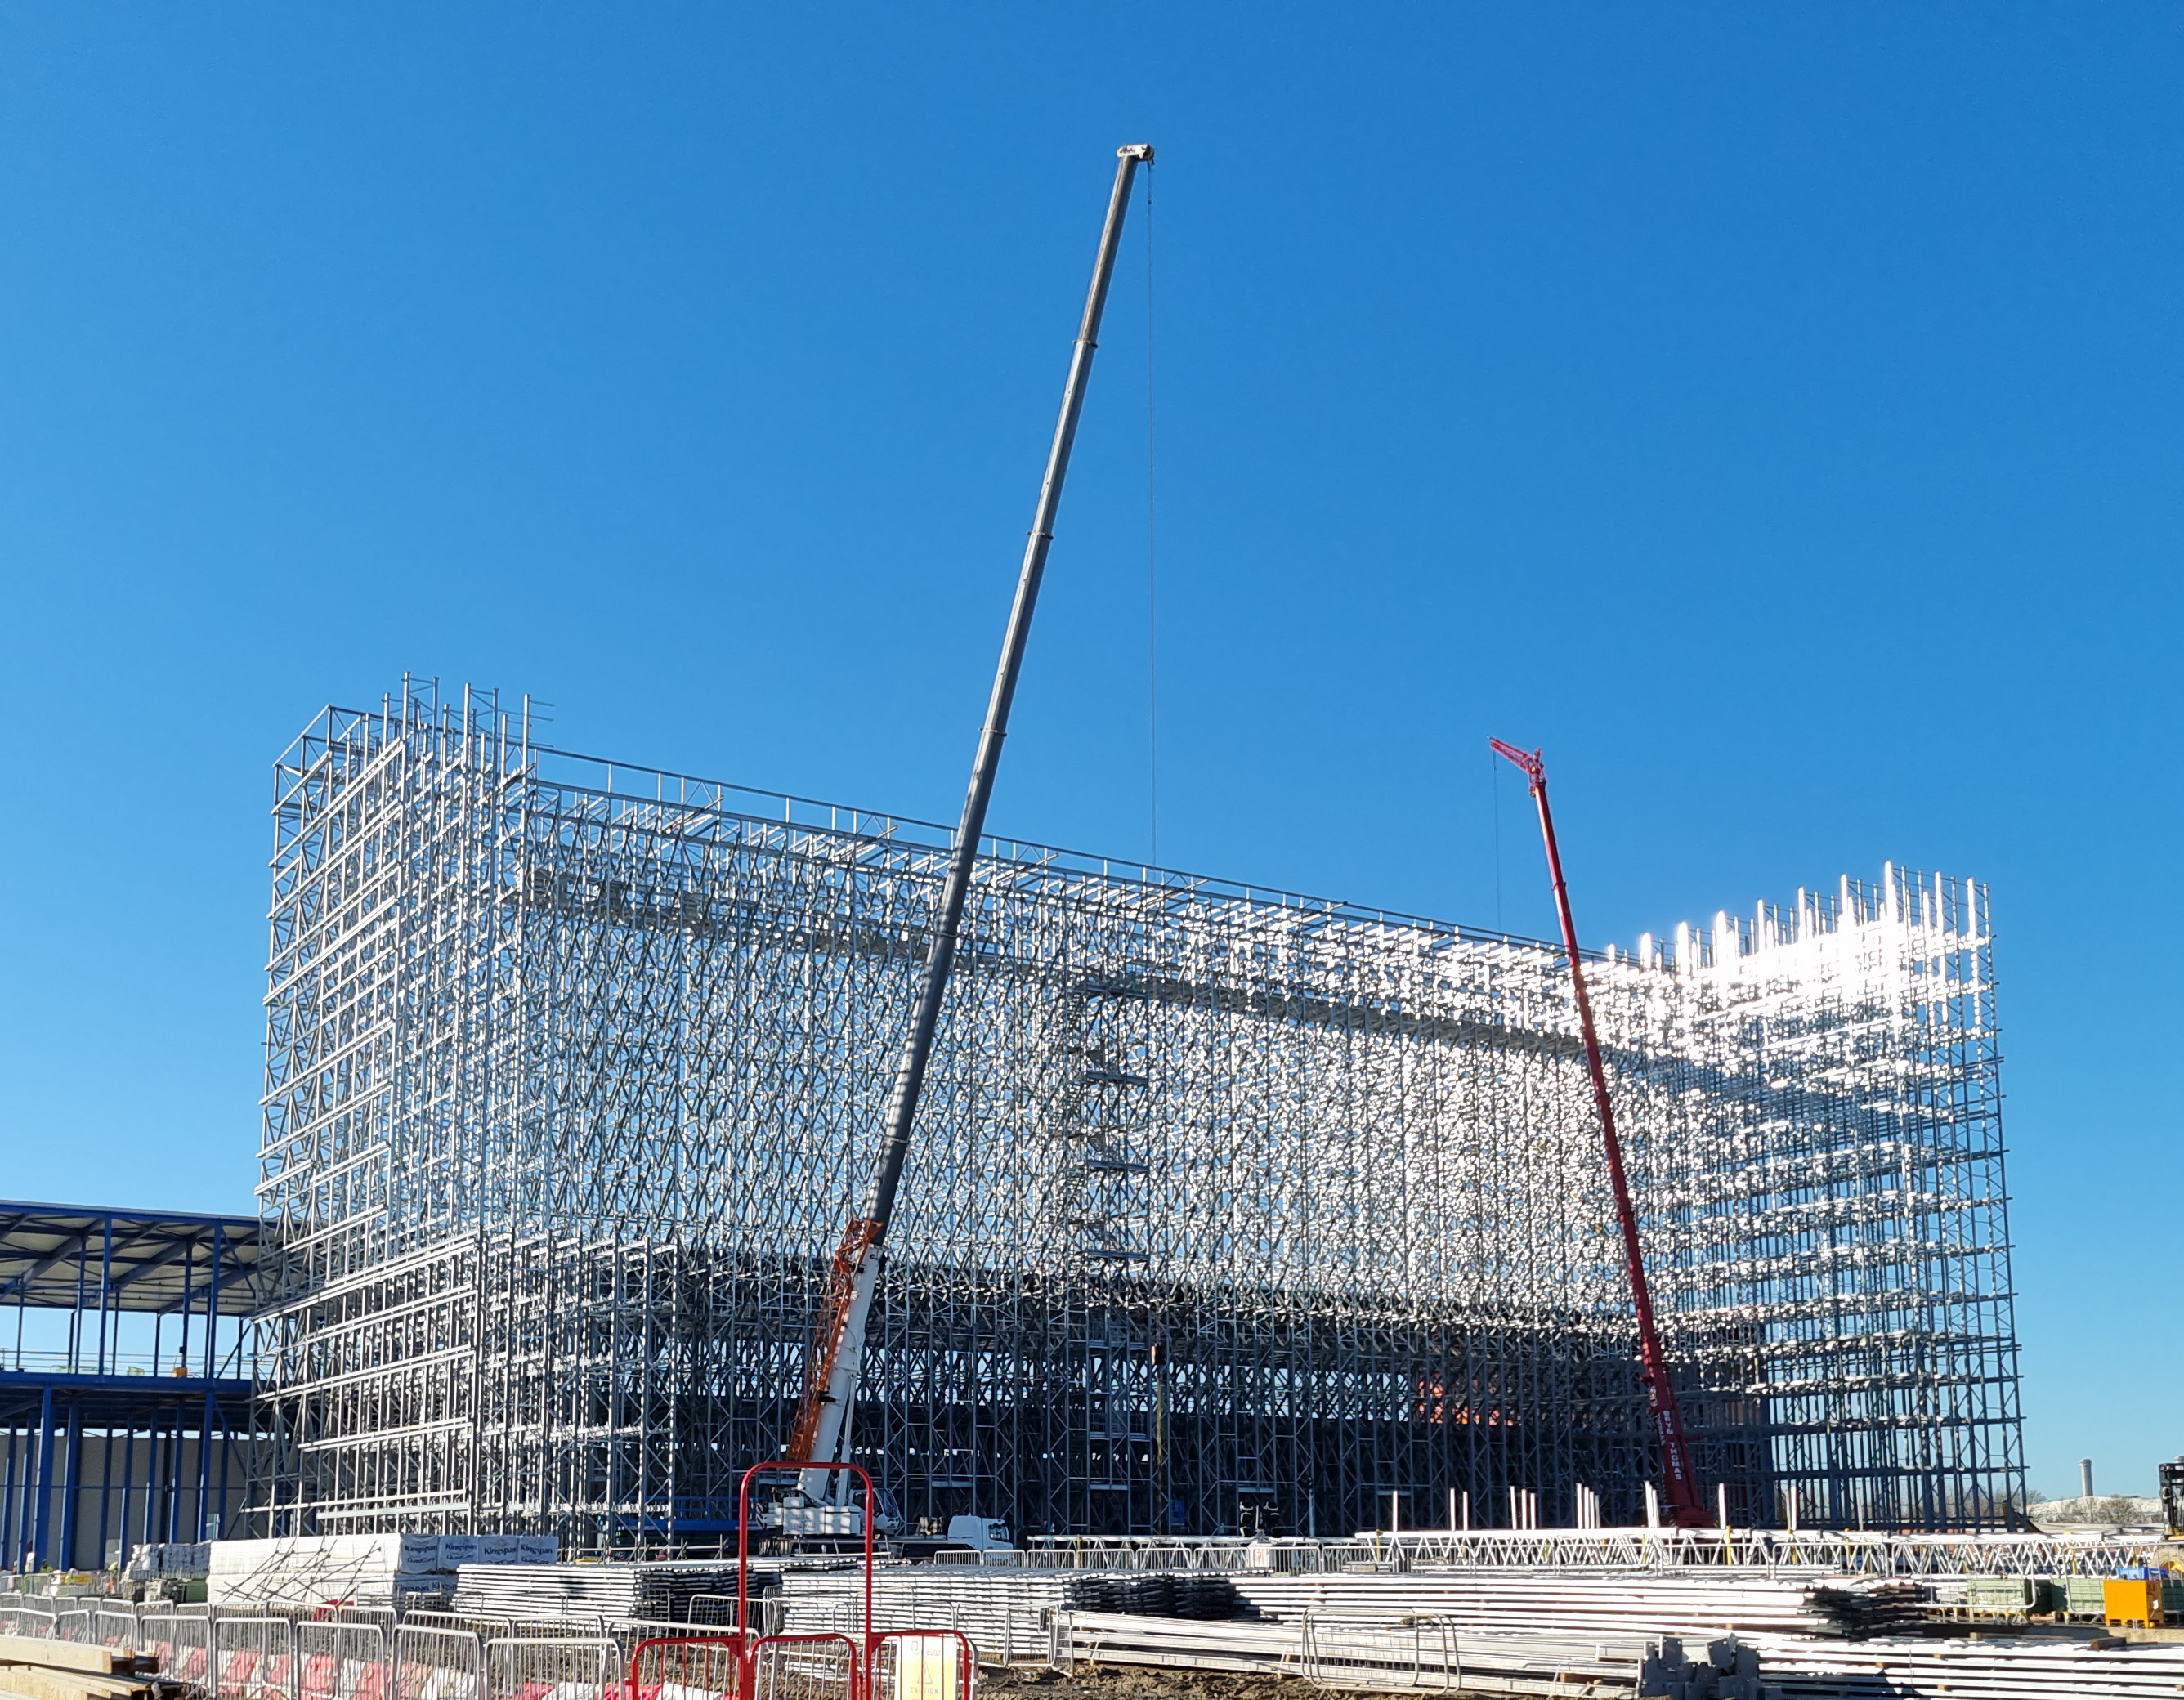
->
xmin=484 ymin=1636 xmax=617 ymax=1700
xmin=870 ymin=1631 xmax=973 ymax=1700
xmin=394 ymin=1626 xmax=485 ymax=1700
xmin=217 ymin=1616 xmax=299 ymax=1700
xmin=750 ymin=1635 xmax=857 ymax=1700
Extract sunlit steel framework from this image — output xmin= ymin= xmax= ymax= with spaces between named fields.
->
xmin=257 ymin=682 xmax=2021 ymax=1547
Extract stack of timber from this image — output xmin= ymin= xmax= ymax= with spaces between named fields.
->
xmin=450 ymin=1562 xmax=742 ymax=1625
xmin=0 ymin=1634 xmax=156 ymax=1700
xmin=1751 ymin=1633 xmax=2184 ymax=1698
xmin=1052 ymin=1610 xmax=1760 ymax=1699
xmin=1225 ymin=1567 xmax=1926 ymax=1639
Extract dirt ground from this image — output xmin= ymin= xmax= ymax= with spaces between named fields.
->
xmin=982 ymin=1664 xmax=1298 ymax=1700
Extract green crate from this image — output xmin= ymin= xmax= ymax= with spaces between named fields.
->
xmin=1967 ymin=1577 xmax=2035 ymax=1608
xmin=2064 ymin=1577 xmax=2109 ymax=1617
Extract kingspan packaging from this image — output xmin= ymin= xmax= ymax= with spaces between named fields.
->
xmin=206 ymin=1534 xmax=446 ymax=1607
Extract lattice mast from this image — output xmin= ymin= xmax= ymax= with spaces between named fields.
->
xmin=785 ymin=142 xmax=1157 ymax=1502
xmin=1490 ymin=738 xmax=1710 ymax=1529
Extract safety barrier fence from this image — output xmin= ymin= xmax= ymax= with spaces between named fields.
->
xmin=216 ymin=1615 xmax=298 ymax=1700
xmin=393 ymin=1624 xmax=485 ymax=1700
xmin=485 ymin=1634 xmax=617 ymax=1700
xmin=146 ymin=1610 xmax=217 ymax=1694
xmin=866 ymin=1631 xmax=973 ymax=1700
xmin=0 ymin=1599 xmax=967 ymax=1700
xmin=296 ymin=1620 xmax=388 ymax=1700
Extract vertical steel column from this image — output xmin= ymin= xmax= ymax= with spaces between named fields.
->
xmin=58 ymin=1403 xmax=82 ymax=1570
xmin=94 ymin=1218 xmax=113 ymax=1376
xmin=196 ymin=1228 xmax=222 ymax=1539
xmin=30 ymin=1383 xmax=56 ymax=1568
xmin=0 ymin=1428 xmax=16 ymax=1567
xmin=96 ymin=1429 xmax=114 ymax=1572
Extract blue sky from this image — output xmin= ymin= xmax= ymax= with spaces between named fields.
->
xmin=2 ymin=6 xmax=2177 ymax=1500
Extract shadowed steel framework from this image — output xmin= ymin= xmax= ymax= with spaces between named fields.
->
xmin=257 ymin=682 xmax=2022 ymax=1546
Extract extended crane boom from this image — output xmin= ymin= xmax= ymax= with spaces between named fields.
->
xmin=785 ymin=145 xmax=1155 ymax=1507
xmin=1489 ymin=738 xmax=1712 ymax=1530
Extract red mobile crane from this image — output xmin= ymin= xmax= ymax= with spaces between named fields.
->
xmin=1490 ymin=739 xmax=1712 ymax=1530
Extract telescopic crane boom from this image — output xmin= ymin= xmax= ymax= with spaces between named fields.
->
xmin=1489 ymin=738 xmax=1712 ymax=1530
xmin=785 ymin=145 xmax=1155 ymax=1506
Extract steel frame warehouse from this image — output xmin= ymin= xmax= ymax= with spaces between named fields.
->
xmin=257 ymin=682 xmax=2021 ymax=1547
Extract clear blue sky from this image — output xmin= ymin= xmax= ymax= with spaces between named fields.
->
xmin=2 ymin=6 xmax=2176 ymax=1501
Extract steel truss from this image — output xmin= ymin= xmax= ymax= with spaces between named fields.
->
xmin=257 ymin=682 xmax=2021 ymax=1548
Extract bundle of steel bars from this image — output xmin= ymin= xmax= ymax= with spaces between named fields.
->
xmin=1223 ymin=1568 xmax=1927 ymax=1639
xmin=1051 ymin=1609 xmax=1761 ymax=1699
xmin=450 ymin=1561 xmax=743 ymax=1623
xmin=1749 ymin=1634 xmax=2184 ymax=1698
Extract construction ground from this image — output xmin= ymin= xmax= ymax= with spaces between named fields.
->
xmin=2 ymin=680 xmax=2169 ymax=1699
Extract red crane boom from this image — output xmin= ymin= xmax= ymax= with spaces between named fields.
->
xmin=1489 ymin=737 xmax=1712 ymax=1530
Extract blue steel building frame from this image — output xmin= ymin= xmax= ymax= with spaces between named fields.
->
xmin=0 ymin=1202 xmax=262 ymax=1569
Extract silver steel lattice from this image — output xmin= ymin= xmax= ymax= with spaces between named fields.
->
xmin=256 ymin=681 xmax=2021 ymax=1546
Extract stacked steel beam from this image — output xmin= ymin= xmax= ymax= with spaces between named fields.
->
xmin=1224 ymin=1568 xmax=1927 ymax=1639
xmin=1053 ymin=1609 xmax=1760 ymax=1699
xmin=1751 ymin=1634 xmax=2184 ymax=1698
xmin=780 ymin=1567 xmax=1233 ymax=1665
xmin=450 ymin=1562 xmax=742 ymax=1624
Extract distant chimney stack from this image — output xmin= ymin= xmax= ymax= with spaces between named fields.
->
xmin=2080 ymin=1458 xmax=2095 ymax=1499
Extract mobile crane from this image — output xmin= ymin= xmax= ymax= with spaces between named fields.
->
xmin=775 ymin=144 xmax=1155 ymax=1542
xmin=1489 ymin=740 xmax=1712 ymax=1529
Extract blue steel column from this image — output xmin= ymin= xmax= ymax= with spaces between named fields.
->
xmin=94 ymin=1217 xmax=114 ymax=1375
xmin=2 ymin=1428 xmax=16 ymax=1566
xmin=195 ymin=1228 xmax=222 ymax=1539
xmin=31 ymin=1383 xmax=56 ymax=1568
xmin=57 ymin=1402 xmax=82 ymax=1570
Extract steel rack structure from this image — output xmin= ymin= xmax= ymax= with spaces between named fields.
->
xmin=256 ymin=681 xmax=2022 ymax=1549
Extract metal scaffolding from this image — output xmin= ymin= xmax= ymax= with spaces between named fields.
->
xmin=257 ymin=681 xmax=2021 ymax=1547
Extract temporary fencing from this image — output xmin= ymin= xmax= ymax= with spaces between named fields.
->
xmin=867 ymin=1631 xmax=973 ymax=1700
xmin=98 ymin=1604 xmax=141 ymax=1648
xmin=147 ymin=1611 xmax=217 ymax=1695
xmin=8 ymin=1600 xmax=60 ymax=1638
xmin=217 ymin=1615 xmax=298 ymax=1700
xmin=747 ymin=1634 xmax=856 ymax=1700
xmin=483 ymin=1634 xmax=617 ymax=1700
xmin=298 ymin=1618 xmax=390 ymax=1700
xmin=54 ymin=1607 xmax=94 ymax=1642
xmin=628 ymin=1633 xmax=743 ymax=1700
xmin=393 ymin=1625 xmax=485 ymax=1700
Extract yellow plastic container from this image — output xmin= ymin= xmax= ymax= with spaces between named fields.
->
xmin=2104 ymin=1576 xmax=2165 ymax=1627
